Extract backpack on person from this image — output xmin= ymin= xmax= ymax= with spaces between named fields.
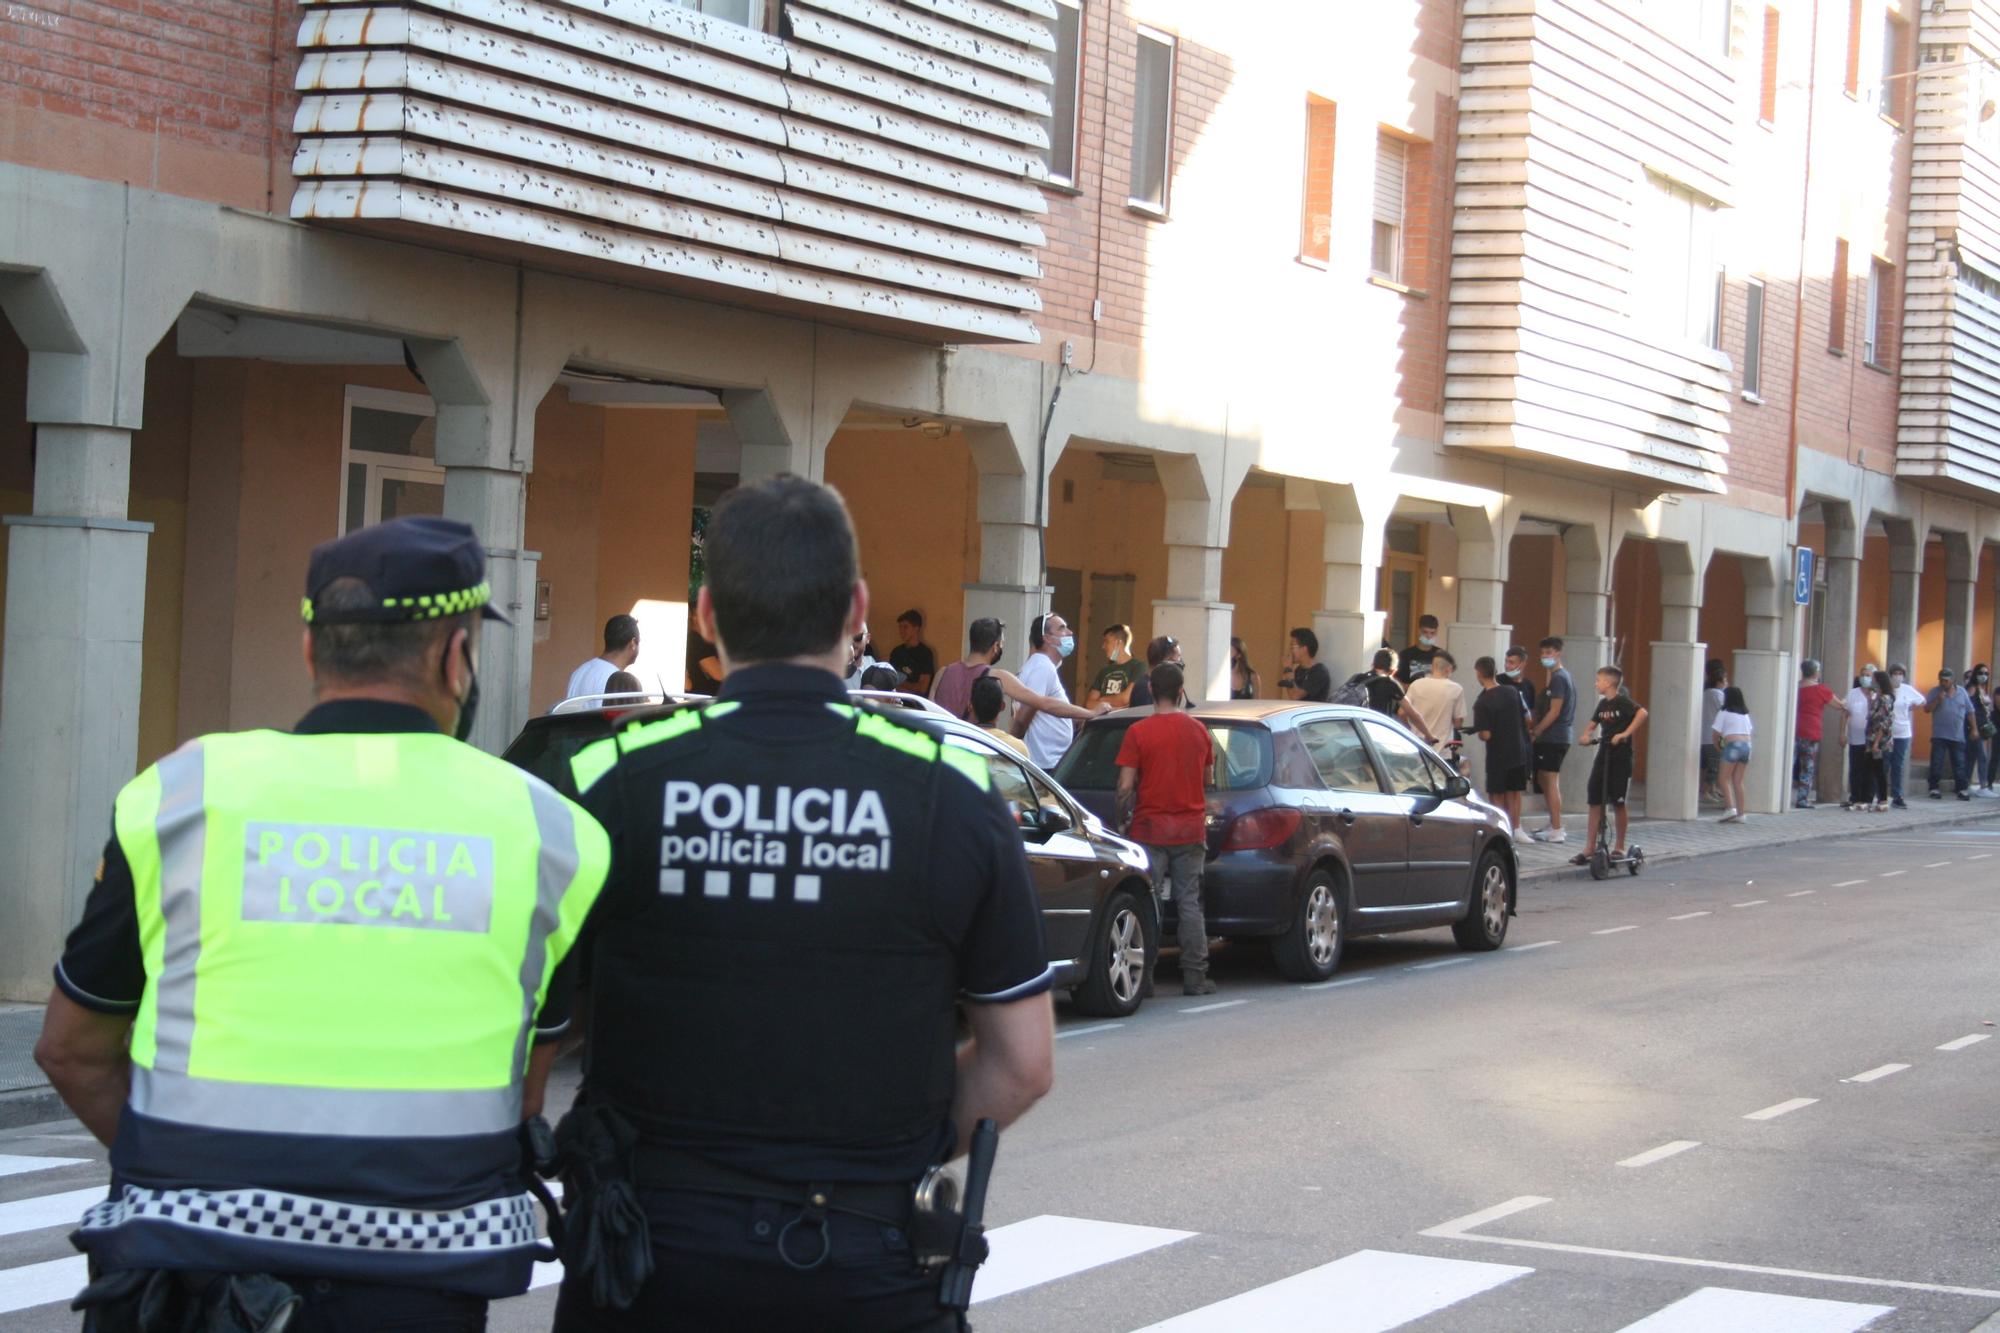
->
xmin=1330 ymin=673 xmax=1372 ymax=708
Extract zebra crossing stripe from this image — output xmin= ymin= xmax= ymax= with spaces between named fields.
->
xmin=0 ymin=1187 xmax=103 ymax=1238
xmin=1131 ymin=1249 xmax=1531 ymax=1331
xmin=972 ymin=1215 xmax=1194 ymax=1304
xmin=0 ymin=1155 xmax=87 ymax=1179
xmin=0 ymin=1255 xmax=88 ymax=1316
xmin=1613 ymin=1286 xmax=1893 ymax=1331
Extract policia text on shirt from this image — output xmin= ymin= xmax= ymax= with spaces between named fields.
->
xmin=549 ymin=475 xmax=1055 ymax=1333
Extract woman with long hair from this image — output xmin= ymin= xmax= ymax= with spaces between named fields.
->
xmin=1865 ymin=669 xmax=1896 ymax=812
xmin=1712 ymin=684 xmax=1753 ymax=823
xmin=1968 ymin=664 xmax=1996 ymax=795
xmin=1229 ymin=637 xmax=1259 ymax=699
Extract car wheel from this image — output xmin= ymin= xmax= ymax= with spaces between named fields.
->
xmin=1071 ymin=886 xmax=1155 ymax=1017
xmin=1453 ymin=849 xmax=1510 ymax=951
xmin=1272 ymin=869 xmax=1344 ymax=982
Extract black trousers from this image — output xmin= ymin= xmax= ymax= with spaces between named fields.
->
xmin=82 ymin=1275 xmax=486 ymax=1333
xmin=552 ymin=1190 xmax=962 ymax=1333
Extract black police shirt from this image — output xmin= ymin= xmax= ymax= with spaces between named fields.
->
xmin=576 ymin=663 xmax=1051 ymax=1182
xmin=54 ymin=700 xmax=579 ymax=1041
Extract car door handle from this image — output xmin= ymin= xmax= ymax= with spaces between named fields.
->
xmin=1333 ymin=809 xmax=1356 ymax=825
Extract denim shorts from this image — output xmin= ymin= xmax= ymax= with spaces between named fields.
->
xmin=1720 ymin=739 xmax=1752 ymax=765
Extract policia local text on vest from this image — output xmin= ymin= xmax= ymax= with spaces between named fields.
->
xmin=548 ymin=475 xmax=1055 ymax=1333
xmin=34 ymin=517 xmax=610 ymax=1332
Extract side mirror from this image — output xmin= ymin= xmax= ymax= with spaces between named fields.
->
xmin=1442 ymin=774 xmax=1473 ymax=801
xmin=1038 ymin=807 xmax=1073 ymax=836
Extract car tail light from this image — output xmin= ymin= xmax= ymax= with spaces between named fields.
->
xmin=1220 ymin=806 xmax=1301 ymax=851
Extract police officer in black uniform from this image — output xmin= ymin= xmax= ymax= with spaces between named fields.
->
xmin=553 ymin=475 xmax=1056 ymax=1332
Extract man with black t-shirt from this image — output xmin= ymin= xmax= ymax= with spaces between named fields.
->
xmin=1396 ymin=614 xmax=1442 ymax=686
xmin=888 ymin=608 xmax=936 ymax=696
xmin=1471 ymin=655 xmax=1530 ymax=832
xmin=1281 ymin=627 xmax=1333 ymax=702
xmin=1573 ymin=665 xmax=1648 ymax=866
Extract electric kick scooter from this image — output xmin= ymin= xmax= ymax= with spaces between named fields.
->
xmin=1576 ymin=737 xmax=1645 ymax=881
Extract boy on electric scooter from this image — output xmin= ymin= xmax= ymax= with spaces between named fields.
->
xmin=1572 ymin=666 xmax=1649 ymax=867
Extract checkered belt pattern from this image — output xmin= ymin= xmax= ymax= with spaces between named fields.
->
xmin=78 ymin=1183 xmax=540 ymax=1253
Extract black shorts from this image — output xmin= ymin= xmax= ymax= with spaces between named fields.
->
xmin=1588 ymin=750 xmax=1633 ymax=807
xmin=1533 ymin=742 xmax=1570 ymax=774
xmin=1486 ymin=762 xmax=1529 ymax=794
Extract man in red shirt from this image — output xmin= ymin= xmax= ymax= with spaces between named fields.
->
xmin=1115 ymin=662 xmax=1217 ymax=995
xmin=1794 ymin=658 xmax=1839 ymax=809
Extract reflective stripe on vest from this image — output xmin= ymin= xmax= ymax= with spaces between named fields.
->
xmin=116 ymin=730 xmax=610 ymax=1140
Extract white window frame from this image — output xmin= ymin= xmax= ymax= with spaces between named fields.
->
xmin=339 ymin=385 xmax=443 ymax=535
xmin=1631 ymin=171 xmax=1722 ymax=349
xmin=1742 ymin=277 xmax=1765 ymax=399
xmin=1046 ymin=0 xmax=1084 ymax=188
xmin=1127 ymin=25 xmax=1176 ymax=215
xmin=1371 ymin=131 xmax=1407 ymax=281
xmin=673 ymin=0 xmax=766 ymax=31
xmin=1864 ymin=257 xmax=1889 ymax=366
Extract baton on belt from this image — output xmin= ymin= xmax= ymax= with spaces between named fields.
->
xmin=937 ymin=1118 xmax=1000 ymax=1312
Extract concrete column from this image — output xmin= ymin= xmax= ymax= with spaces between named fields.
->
xmin=1818 ymin=552 xmax=1861 ymax=803
xmin=962 ymin=429 xmax=1050 ymax=670
xmin=1733 ymin=648 xmax=1793 ymax=814
xmin=1312 ymin=483 xmax=1393 ymax=676
xmin=1645 ymin=595 xmax=1705 ymax=821
xmin=723 ymin=387 xmax=825 ymax=483
xmin=1444 ymin=524 xmax=1513 ymax=801
xmin=0 ymin=424 xmax=151 ymax=999
xmin=1943 ymin=575 xmax=1977 ymax=673
xmin=1156 ymin=541 xmax=1232 ymax=704
xmin=1886 ymin=539 xmax=1921 ymax=673
xmin=439 ymin=458 xmax=536 ymax=753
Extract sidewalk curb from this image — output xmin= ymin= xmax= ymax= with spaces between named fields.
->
xmin=0 ymin=1087 xmax=66 ymax=1131
xmin=1518 ymin=804 xmax=2000 ymax=884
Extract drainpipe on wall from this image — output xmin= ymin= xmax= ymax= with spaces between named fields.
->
xmin=1783 ymin=0 xmax=1823 ymax=521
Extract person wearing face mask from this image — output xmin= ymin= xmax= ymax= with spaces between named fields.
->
xmin=1013 ymin=612 xmax=1096 ymax=769
xmin=1129 ymin=634 xmax=1199 ymax=709
xmin=1886 ymin=662 xmax=1926 ymax=808
xmin=1841 ymin=663 xmax=1879 ymax=811
xmin=934 ymin=617 xmax=1104 ymax=735
xmin=1396 ymin=615 xmax=1443 ymax=686
xmin=1968 ymin=664 xmax=1998 ymax=795
xmin=37 ymin=516 xmax=612 ymax=1331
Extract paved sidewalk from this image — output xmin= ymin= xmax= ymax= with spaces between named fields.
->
xmin=1514 ymin=793 xmax=2000 ymax=882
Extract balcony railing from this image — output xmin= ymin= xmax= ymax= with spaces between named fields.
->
xmin=292 ymin=0 xmax=1054 ymax=344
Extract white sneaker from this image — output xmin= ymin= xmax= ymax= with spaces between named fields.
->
xmin=1529 ymin=826 xmax=1567 ymax=843
xmin=1719 ymin=808 xmax=1741 ymax=823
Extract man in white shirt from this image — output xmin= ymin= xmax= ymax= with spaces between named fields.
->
xmin=1888 ymin=661 xmax=1926 ymax=808
xmin=1841 ymin=663 xmax=1877 ymax=810
xmin=1013 ymin=613 xmax=1098 ymax=770
xmin=1405 ymin=652 xmax=1466 ymax=754
xmin=565 ymin=614 xmax=642 ymax=700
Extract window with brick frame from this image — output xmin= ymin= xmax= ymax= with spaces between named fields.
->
xmin=1880 ymin=12 xmax=1911 ymax=125
xmin=1865 ymin=257 xmax=1895 ymax=367
xmin=1760 ymin=7 xmax=1780 ymax=123
xmin=1743 ymin=278 xmax=1766 ymax=397
xmin=1844 ymin=0 xmax=1863 ymax=96
xmin=1371 ymin=132 xmax=1407 ymax=280
xmin=1045 ymin=0 xmax=1083 ymax=186
xmin=1830 ymin=238 xmax=1850 ymax=352
xmin=1300 ymin=96 xmax=1337 ymax=266
xmin=1128 ymin=27 xmax=1176 ymax=214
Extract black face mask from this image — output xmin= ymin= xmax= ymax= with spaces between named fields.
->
xmin=446 ymin=634 xmax=480 ymax=743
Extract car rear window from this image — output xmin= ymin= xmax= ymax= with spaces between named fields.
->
xmin=1054 ymin=720 xmax=1271 ymax=792
xmin=502 ymin=718 xmax=614 ymax=799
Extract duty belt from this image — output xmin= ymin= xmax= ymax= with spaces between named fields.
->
xmin=631 ymin=1144 xmax=919 ymax=1270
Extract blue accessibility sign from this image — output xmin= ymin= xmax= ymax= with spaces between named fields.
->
xmin=1794 ymin=547 xmax=1814 ymax=606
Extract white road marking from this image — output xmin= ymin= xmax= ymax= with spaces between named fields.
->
xmin=1923 ymin=861 xmax=1953 ymax=869
xmin=527 ymin=1259 xmax=563 ymax=1292
xmin=1745 ymin=1098 xmax=1819 ymax=1120
xmin=1180 ymin=999 xmax=1248 ymax=1014
xmin=1877 ymin=870 xmax=1905 ymax=879
xmin=1617 ymin=1140 xmax=1702 ymax=1169
xmin=0 ymin=1155 xmax=87 ymax=1179
xmin=1786 ymin=890 xmax=1816 ymax=897
xmin=1303 ymin=976 xmax=1376 ymax=991
xmin=1424 ymin=1195 xmax=2000 ymax=1300
xmin=1733 ymin=900 xmax=1768 ymax=908
xmin=1593 ymin=925 xmax=1640 ymax=935
xmin=1937 ymin=1034 xmax=1990 ymax=1052
xmin=1969 ymin=853 xmax=1995 ymax=860
xmin=1842 ymin=1063 xmax=1910 ymax=1084
xmin=1510 ymin=940 xmax=1560 ymax=951
xmin=1058 ymin=1023 xmax=1126 ymax=1041
xmin=1669 ymin=911 xmax=1712 ymax=920
xmin=0 ymin=1255 xmax=89 ymax=1316
xmin=1132 ymin=1248 xmax=1531 ymax=1332
xmin=975 ymin=1214 xmax=1193 ymax=1303
xmin=1408 ymin=957 xmax=1473 ymax=971
xmin=1613 ymin=1286 xmax=1893 ymax=1332
xmin=1830 ymin=880 xmax=1867 ymax=887
xmin=0 ymin=1186 xmax=103 ymax=1238
xmin=1423 ymin=1195 xmax=1554 ymax=1237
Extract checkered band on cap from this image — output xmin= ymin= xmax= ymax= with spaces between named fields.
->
xmin=78 ymin=1183 xmax=540 ymax=1254
xmin=301 ymin=581 xmax=492 ymax=624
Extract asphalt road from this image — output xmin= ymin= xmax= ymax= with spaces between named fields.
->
xmin=4 ymin=818 xmax=1998 ymax=1331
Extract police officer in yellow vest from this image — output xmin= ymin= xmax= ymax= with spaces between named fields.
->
xmin=33 ymin=515 xmax=610 ymax=1331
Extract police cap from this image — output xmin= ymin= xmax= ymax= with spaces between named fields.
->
xmin=302 ymin=516 xmax=511 ymax=625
